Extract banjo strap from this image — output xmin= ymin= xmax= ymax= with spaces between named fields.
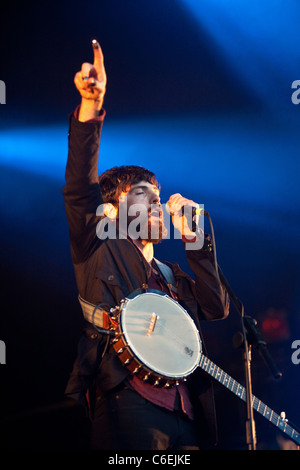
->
xmin=78 ymin=295 xmax=110 ymax=329
xmin=154 ymin=258 xmax=178 ymax=295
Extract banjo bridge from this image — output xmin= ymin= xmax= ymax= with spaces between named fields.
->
xmin=146 ymin=312 xmax=159 ymax=336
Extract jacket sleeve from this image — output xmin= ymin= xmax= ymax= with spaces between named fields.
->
xmin=62 ymin=109 xmax=105 ymax=264
xmin=185 ymin=238 xmax=230 ymax=321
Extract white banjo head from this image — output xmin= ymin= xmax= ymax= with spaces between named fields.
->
xmin=119 ymin=292 xmax=202 ymax=379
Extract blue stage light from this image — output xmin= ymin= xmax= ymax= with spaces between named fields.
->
xmin=180 ymin=0 xmax=300 ymax=107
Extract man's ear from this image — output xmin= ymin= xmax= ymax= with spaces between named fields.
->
xmin=103 ymin=203 xmax=118 ymax=220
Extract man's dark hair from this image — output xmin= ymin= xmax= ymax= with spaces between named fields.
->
xmin=99 ymin=165 xmax=160 ymax=205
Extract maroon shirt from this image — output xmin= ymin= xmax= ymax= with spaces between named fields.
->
xmin=128 ymin=260 xmax=195 ymax=420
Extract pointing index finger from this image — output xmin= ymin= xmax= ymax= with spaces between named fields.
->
xmin=92 ymin=39 xmax=104 ymax=71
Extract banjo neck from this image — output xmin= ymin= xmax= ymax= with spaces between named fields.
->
xmin=198 ymin=353 xmax=300 ymax=446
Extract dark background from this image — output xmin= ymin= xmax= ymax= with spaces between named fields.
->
xmin=0 ymin=0 xmax=299 ymax=450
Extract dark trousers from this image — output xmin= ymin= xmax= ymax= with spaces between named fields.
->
xmin=90 ymin=385 xmax=200 ymax=450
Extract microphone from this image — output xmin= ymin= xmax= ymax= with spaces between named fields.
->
xmin=180 ymin=207 xmax=208 ymax=234
xmin=166 ymin=203 xmax=208 ymax=237
xmin=177 ymin=206 xmax=208 ymax=217
xmin=190 ymin=207 xmax=208 ymax=217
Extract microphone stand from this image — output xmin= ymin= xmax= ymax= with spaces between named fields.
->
xmin=217 ymin=267 xmax=282 ymax=450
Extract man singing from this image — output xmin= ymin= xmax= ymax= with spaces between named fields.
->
xmin=63 ymin=40 xmax=229 ymax=450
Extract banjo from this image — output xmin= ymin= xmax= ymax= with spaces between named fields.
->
xmin=110 ymin=291 xmax=300 ymax=446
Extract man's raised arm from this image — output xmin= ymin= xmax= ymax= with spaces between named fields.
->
xmin=63 ymin=40 xmax=107 ymax=263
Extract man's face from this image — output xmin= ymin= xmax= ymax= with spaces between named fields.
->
xmin=118 ymin=181 xmax=166 ymax=243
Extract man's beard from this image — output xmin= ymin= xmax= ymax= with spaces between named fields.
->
xmin=146 ymin=213 xmax=168 ymax=244
xmin=127 ymin=208 xmax=168 ymax=243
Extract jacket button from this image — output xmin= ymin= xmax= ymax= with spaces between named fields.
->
xmin=108 ymin=274 xmax=114 ymax=281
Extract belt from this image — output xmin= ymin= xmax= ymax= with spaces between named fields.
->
xmin=78 ymin=295 xmax=110 ymax=329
